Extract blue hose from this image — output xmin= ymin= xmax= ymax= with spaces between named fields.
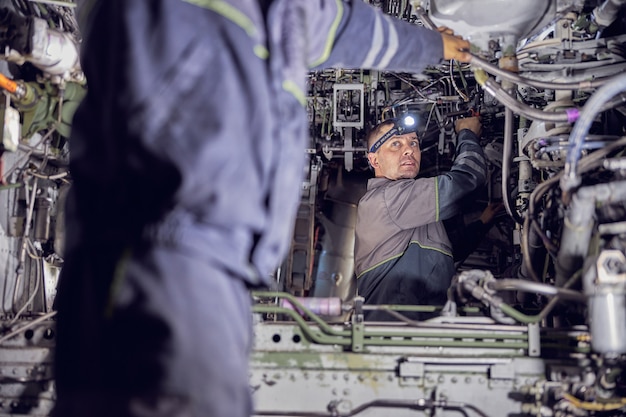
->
xmin=561 ymin=73 xmax=626 ymax=193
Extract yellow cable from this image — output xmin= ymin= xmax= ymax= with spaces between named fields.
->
xmin=563 ymin=393 xmax=626 ymax=411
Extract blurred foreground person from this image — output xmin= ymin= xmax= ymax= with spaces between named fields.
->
xmin=53 ymin=1 xmax=472 ymax=416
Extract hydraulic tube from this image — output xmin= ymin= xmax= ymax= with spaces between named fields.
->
xmin=556 ymin=180 xmax=626 ymax=287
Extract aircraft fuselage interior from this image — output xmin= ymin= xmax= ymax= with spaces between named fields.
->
xmin=1 ymin=0 xmax=626 ymax=416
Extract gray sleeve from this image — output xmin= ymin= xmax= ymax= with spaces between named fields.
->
xmin=307 ymin=0 xmax=444 ymax=72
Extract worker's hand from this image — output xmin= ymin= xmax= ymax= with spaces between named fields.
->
xmin=440 ymin=27 xmax=471 ymax=62
xmin=479 ymin=202 xmax=504 ymax=225
xmin=437 ymin=26 xmax=454 ymax=36
xmin=455 ymin=116 xmax=482 ymax=137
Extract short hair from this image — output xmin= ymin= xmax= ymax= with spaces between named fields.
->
xmin=366 ymin=120 xmax=396 ymax=151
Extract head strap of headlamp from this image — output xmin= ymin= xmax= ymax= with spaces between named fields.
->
xmin=368 ymin=125 xmax=400 ymax=153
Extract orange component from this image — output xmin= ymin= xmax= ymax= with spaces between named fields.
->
xmin=0 ymin=73 xmax=18 ymax=94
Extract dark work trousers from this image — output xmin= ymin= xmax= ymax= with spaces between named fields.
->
xmin=357 ymin=244 xmax=454 ymax=321
xmin=52 ymin=241 xmax=253 ymax=417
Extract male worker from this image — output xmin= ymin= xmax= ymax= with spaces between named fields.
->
xmin=52 ymin=1 xmax=473 ymax=416
xmin=354 ymin=117 xmax=486 ymax=321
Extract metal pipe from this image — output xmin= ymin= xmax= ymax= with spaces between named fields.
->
xmin=482 ymin=78 xmax=577 ymax=122
xmin=256 ymin=398 xmax=493 ymax=417
xmin=414 ymin=6 xmax=437 ymax=30
xmin=470 ymin=55 xmax=609 ymax=91
xmin=556 ymin=180 xmax=626 ymax=287
xmin=489 ymin=279 xmax=586 ymax=302
xmin=502 ymin=107 xmax=524 ymax=224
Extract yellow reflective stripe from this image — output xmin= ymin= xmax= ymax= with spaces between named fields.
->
xmin=254 ymin=45 xmax=269 ymax=60
xmin=356 ymin=240 xmax=453 ymax=279
xmin=283 ymin=80 xmax=306 ymax=106
xmin=104 ymin=247 xmax=132 ymax=318
xmin=409 ymin=240 xmax=453 ymax=258
xmin=434 ymin=177 xmax=440 ymax=222
xmin=356 ymin=253 xmax=403 ymax=279
xmin=181 ymin=0 xmax=256 ymax=37
xmin=309 ymin=0 xmax=344 ymax=67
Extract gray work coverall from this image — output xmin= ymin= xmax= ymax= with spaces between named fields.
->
xmin=52 ymin=1 xmax=447 ymax=416
xmin=354 ymin=130 xmax=487 ymax=321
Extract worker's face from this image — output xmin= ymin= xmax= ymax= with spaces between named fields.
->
xmin=368 ymin=126 xmax=421 ymax=180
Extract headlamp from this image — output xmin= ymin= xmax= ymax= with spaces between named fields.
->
xmin=368 ymin=114 xmax=419 ymax=153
